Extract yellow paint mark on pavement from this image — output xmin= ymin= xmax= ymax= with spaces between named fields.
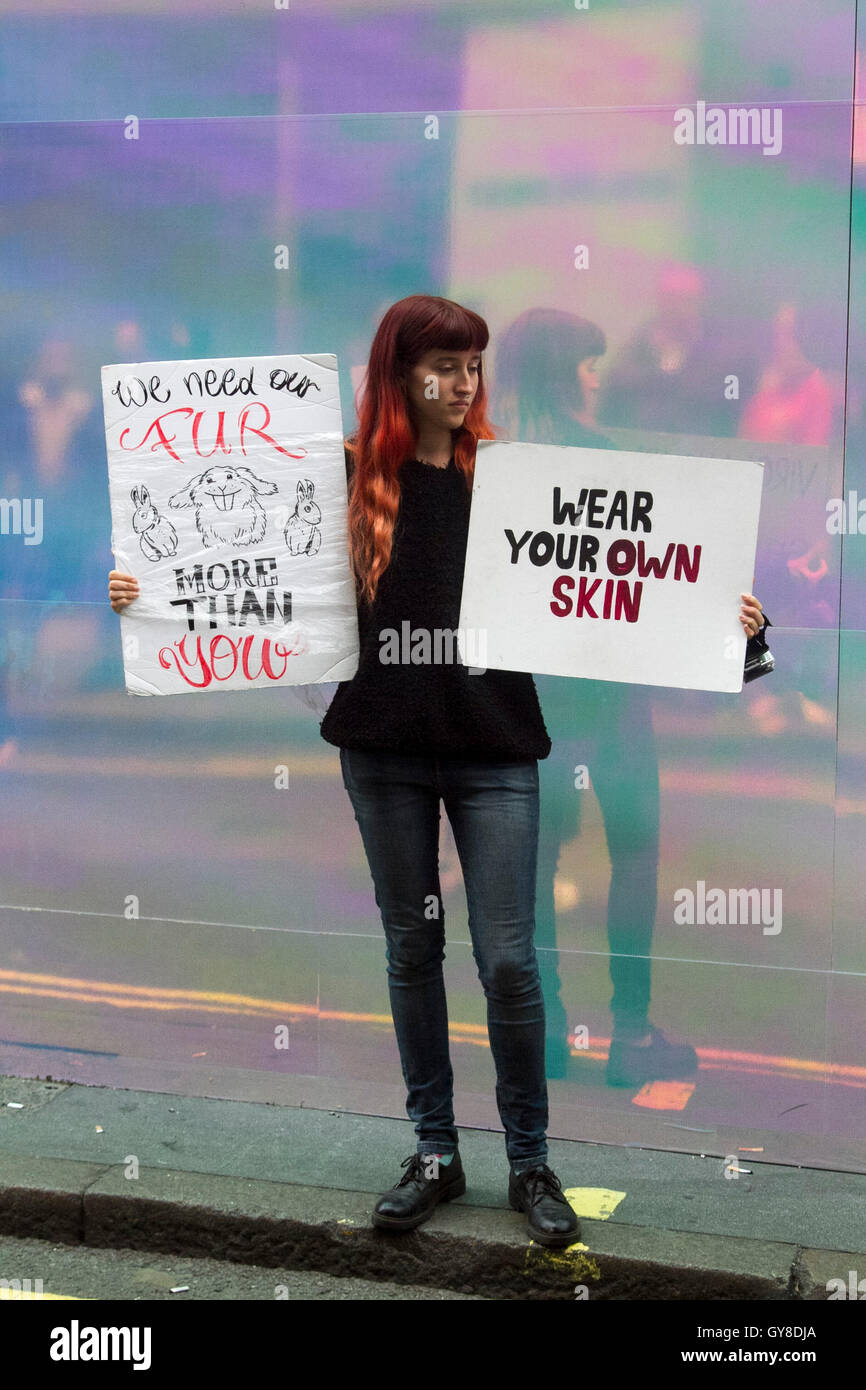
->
xmin=562 ymin=1187 xmax=626 ymax=1221
xmin=631 ymin=1079 xmax=695 ymax=1110
xmin=524 ymin=1244 xmax=601 ymax=1283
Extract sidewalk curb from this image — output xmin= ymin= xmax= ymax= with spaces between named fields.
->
xmin=0 ymin=1153 xmax=847 ymax=1300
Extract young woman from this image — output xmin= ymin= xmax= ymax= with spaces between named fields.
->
xmin=109 ymin=293 xmax=766 ymax=1249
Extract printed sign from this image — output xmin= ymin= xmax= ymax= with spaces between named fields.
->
xmin=457 ymin=440 xmax=764 ymax=692
xmin=102 ymin=353 xmax=359 ymax=696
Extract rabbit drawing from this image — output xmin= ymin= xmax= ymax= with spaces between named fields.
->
xmin=284 ymin=479 xmax=322 ymax=556
xmin=168 ymin=466 xmax=278 ymax=547
xmin=131 ymin=485 xmax=179 ymax=561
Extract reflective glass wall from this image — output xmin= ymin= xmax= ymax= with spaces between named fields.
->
xmin=0 ymin=0 xmax=862 ymax=1170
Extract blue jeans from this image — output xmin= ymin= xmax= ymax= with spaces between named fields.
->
xmin=339 ymin=747 xmax=549 ymax=1172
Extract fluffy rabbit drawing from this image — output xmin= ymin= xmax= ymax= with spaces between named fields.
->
xmin=168 ymin=466 xmax=278 ymax=547
xmin=131 ymin=485 xmax=179 ymax=561
xmin=284 ymin=478 xmax=322 ymax=556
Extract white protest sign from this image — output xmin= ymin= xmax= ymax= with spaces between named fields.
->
xmin=457 ymin=440 xmax=764 ymax=692
xmin=102 ymin=353 xmax=359 ymax=696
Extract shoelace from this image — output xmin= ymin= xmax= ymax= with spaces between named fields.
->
xmin=516 ymin=1164 xmax=565 ymax=1203
xmin=396 ymin=1153 xmax=434 ymax=1187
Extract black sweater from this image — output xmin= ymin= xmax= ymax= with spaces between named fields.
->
xmin=319 ymin=453 xmax=552 ymax=761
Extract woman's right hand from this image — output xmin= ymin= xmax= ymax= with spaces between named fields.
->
xmin=108 ymin=570 xmax=140 ymax=613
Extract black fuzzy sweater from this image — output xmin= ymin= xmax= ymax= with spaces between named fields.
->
xmin=319 ymin=454 xmax=551 ymax=761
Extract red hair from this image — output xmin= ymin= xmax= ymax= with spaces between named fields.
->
xmin=346 ymin=294 xmax=498 ymax=605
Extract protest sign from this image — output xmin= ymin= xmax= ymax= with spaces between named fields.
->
xmin=102 ymin=353 xmax=359 ymax=696
xmin=457 ymin=440 xmax=764 ymax=692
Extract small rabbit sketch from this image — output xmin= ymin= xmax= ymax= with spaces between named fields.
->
xmin=284 ymin=479 xmax=322 ymax=556
xmin=131 ymin=485 xmax=179 ymax=561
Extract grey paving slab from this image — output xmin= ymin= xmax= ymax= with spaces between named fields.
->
xmin=2 ymin=1075 xmax=866 ymax=1258
xmin=0 ymin=1078 xmax=71 ymax=1111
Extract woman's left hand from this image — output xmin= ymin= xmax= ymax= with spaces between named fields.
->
xmin=739 ymin=592 xmax=765 ymax=638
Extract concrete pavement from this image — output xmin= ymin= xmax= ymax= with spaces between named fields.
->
xmin=1 ymin=1074 xmax=864 ymax=1300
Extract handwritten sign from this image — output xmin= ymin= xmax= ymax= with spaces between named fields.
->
xmin=457 ymin=440 xmax=764 ymax=692
xmin=102 ymin=353 xmax=359 ymax=696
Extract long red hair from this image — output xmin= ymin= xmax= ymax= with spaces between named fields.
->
xmin=346 ymin=294 xmax=498 ymax=605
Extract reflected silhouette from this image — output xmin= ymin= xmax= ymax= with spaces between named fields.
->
xmin=597 ymin=263 xmax=750 ymax=439
xmin=739 ymin=301 xmax=841 ymax=731
xmin=492 ymin=306 xmax=699 ymax=1087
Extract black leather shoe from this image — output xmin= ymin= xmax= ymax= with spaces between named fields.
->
xmin=606 ymin=1024 xmax=699 ymax=1087
xmin=508 ymin=1163 xmax=580 ymax=1247
xmin=371 ymin=1150 xmax=466 ymax=1232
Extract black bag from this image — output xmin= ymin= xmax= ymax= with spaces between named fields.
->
xmin=743 ymin=615 xmax=774 ymax=683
